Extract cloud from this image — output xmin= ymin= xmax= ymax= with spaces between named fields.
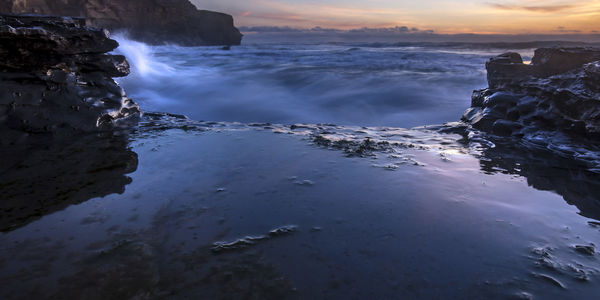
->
xmin=554 ymin=26 xmax=582 ymax=33
xmin=348 ymin=26 xmax=426 ymax=33
xmin=239 ymin=24 xmax=600 ymax=44
xmin=239 ymin=26 xmax=433 ymax=34
xmin=194 ymin=0 xmax=600 ymax=35
xmin=239 ymin=26 xmax=318 ymax=33
xmin=488 ymin=2 xmax=575 ymax=13
xmin=239 ymin=25 xmax=443 ymax=43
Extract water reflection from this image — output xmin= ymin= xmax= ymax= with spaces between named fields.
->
xmin=0 ymin=133 xmax=138 ymax=232
xmin=472 ymin=136 xmax=600 ymax=221
xmin=1 ymin=120 xmax=600 ymax=299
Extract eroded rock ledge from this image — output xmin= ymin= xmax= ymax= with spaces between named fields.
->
xmin=462 ymin=47 xmax=600 ymax=139
xmin=1 ymin=0 xmax=243 ymax=46
xmin=0 ymin=14 xmax=140 ymax=141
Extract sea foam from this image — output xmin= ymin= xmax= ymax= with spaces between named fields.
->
xmin=112 ymin=35 xmax=175 ymax=78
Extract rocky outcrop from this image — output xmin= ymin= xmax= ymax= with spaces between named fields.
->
xmin=0 ymin=14 xmax=140 ymax=140
xmin=463 ymin=47 xmax=600 ymax=139
xmin=1 ymin=0 xmax=243 ymax=46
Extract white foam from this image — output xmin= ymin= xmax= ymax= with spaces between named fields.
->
xmin=112 ymin=34 xmax=175 ymax=78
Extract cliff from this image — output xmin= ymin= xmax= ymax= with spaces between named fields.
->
xmin=462 ymin=47 xmax=600 ymax=139
xmin=0 ymin=0 xmax=243 ymax=46
xmin=0 ymin=14 xmax=140 ymax=139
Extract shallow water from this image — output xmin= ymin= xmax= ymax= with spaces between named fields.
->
xmin=114 ymin=40 xmax=538 ymax=128
xmin=2 ymin=41 xmax=599 ymax=299
xmin=1 ymin=118 xmax=599 ymax=299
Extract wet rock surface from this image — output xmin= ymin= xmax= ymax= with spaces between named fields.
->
xmin=1 ymin=0 xmax=243 ymax=46
xmin=0 ymin=14 xmax=140 ymax=138
xmin=462 ymin=47 xmax=600 ymax=140
xmin=574 ymin=245 xmax=596 ymax=256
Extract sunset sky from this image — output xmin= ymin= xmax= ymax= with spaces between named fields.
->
xmin=194 ymin=0 xmax=600 ymax=34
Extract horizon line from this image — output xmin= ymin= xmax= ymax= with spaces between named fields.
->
xmin=237 ymin=25 xmax=600 ymax=36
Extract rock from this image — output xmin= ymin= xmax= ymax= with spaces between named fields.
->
xmin=0 ymin=14 xmax=140 ymax=137
xmin=492 ymin=119 xmax=523 ymax=137
xmin=1 ymin=0 xmax=243 ymax=46
xmin=536 ymin=274 xmax=567 ymax=289
xmin=268 ymin=225 xmax=298 ymax=236
xmin=462 ymin=47 xmax=600 ymax=139
xmin=585 ymin=62 xmax=600 ymax=90
xmin=514 ymin=292 xmax=534 ymax=300
xmin=211 ymin=225 xmax=298 ymax=254
xmin=574 ymin=245 xmax=596 ymax=256
xmin=486 ymin=52 xmax=533 ymax=88
xmin=531 ymin=48 xmax=600 ymax=77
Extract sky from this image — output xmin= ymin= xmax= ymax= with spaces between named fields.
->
xmin=193 ymin=0 xmax=600 ymax=34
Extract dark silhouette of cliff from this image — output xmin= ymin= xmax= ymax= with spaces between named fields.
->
xmin=0 ymin=0 xmax=243 ymax=46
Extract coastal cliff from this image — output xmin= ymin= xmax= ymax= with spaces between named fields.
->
xmin=462 ymin=47 xmax=600 ymax=139
xmin=0 ymin=0 xmax=243 ymax=46
xmin=0 ymin=14 xmax=140 ymax=140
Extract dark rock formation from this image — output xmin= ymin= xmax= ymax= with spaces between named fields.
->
xmin=0 ymin=14 xmax=140 ymax=139
xmin=456 ymin=48 xmax=600 ymax=218
xmin=1 ymin=0 xmax=243 ymax=46
xmin=463 ymin=47 xmax=600 ymax=139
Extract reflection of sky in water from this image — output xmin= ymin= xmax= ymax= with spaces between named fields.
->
xmin=1 ymin=126 xmax=599 ymax=299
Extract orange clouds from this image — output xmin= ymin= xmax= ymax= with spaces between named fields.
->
xmin=195 ymin=0 xmax=600 ymax=34
xmin=488 ymin=3 xmax=576 ymax=13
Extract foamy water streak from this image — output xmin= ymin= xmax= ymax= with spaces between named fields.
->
xmin=113 ymin=35 xmax=175 ymax=78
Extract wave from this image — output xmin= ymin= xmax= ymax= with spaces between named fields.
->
xmin=112 ymin=35 xmax=176 ymax=78
xmin=112 ymin=39 xmax=494 ymax=127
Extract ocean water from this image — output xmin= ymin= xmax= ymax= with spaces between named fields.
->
xmin=114 ymin=38 xmax=535 ymax=127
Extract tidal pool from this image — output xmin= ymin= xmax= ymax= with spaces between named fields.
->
xmin=1 ymin=118 xmax=599 ymax=299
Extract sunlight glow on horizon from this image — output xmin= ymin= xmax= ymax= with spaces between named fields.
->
xmin=194 ymin=0 xmax=600 ymax=34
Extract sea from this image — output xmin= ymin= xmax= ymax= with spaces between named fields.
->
xmin=113 ymin=38 xmax=540 ymax=128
